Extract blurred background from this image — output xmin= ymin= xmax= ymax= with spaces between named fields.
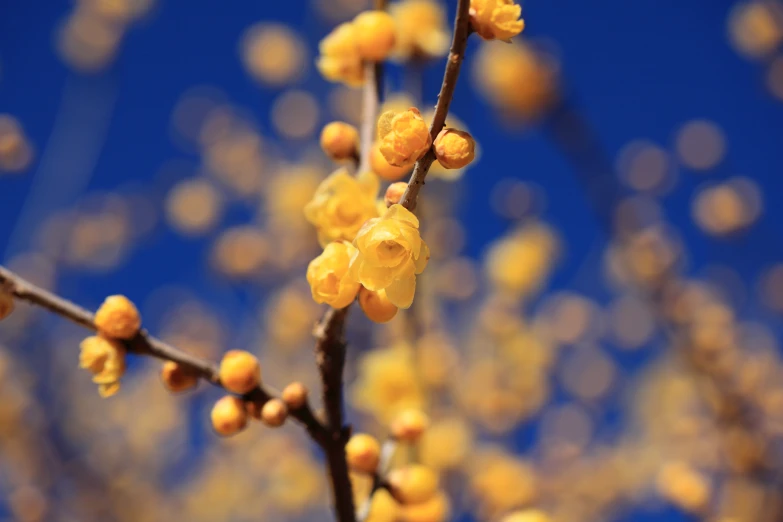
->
xmin=2 ymin=0 xmax=783 ymax=521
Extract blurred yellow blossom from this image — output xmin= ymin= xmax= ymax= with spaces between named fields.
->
xmin=79 ymin=335 xmax=126 ymax=397
xmin=388 ymin=464 xmax=440 ymax=504
xmin=240 ymin=23 xmax=307 ymax=86
xmin=390 ymin=0 xmax=451 ymax=60
xmin=501 ymin=510 xmax=552 ymax=522
xmin=377 ymin=108 xmax=432 ymax=167
xmin=354 ymin=10 xmax=397 ymax=61
xmin=398 ymin=491 xmax=450 ymax=522
xmin=317 ymin=22 xmax=364 ymax=86
xmin=352 ymin=342 xmax=423 ymax=422
xmin=0 ymin=114 xmax=33 ymax=173
xmin=346 ymin=433 xmax=381 ymax=473
xmin=307 ymin=241 xmax=362 ymax=309
xmin=165 ymin=179 xmax=223 ymax=236
xmin=474 ymin=42 xmax=559 ymax=121
xmin=419 ymin=416 xmax=474 ymax=470
xmin=470 ymin=0 xmax=525 ymax=41
xmin=350 ymin=204 xmax=430 ymax=309
xmin=304 ymin=168 xmax=380 ymax=246
xmin=485 ymin=224 xmax=557 ymax=299
xmin=469 ymin=448 xmax=537 ymax=516
xmin=321 ymin=121 xmax=360 ymax=161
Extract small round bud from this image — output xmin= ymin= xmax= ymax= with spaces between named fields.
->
xmin=359 ymin=287 xmax=398 ymax=323
xmin=94 ymin=295 xmax=141 ymax=340
xmin=353 ymin=10 xmax=397 ymax=61
xmin=371 ymin=142 xmax=412 ymax=181
xmin=211 ymin=396 xmax=248 ymax=436
xmin=282 ymin=382 xmax=309 ymax=409
xmin=388 ymin=465 xmax=439 ymax=504
xmin=320 ymin=121 xmax=359 ymax=161
xmin=219 ymin=350 xmax=261 ymax=394
xmin=433 ymin=128 xmax=475 ymax=170
xmin=384 ymin=182 xmax=407 ymax=207
xmin=0 ymin=291 xmax=14 ymax=321
xmin=261 ymin=398 xmax=288 ymax=427
xmin=346 ymin=433 xmax=381 ymax=473
xmin=160 ymin=361 xmax=199 ymax=393
xmin=390 ymin=409 xmax=429 ymax=442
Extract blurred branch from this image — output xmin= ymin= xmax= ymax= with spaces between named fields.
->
xmin=399 ymin=0 xmax=472 ymax=212
xmin=0 ymin=265 xmax=328 ymax=442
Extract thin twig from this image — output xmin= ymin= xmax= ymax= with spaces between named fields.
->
xmin=399 ymin=0 xmax=472 ymax=212
xmin=356 ymin=439 xmax=398 ymax=521
xmin=0 ymin=265 xmax=327 ymax=441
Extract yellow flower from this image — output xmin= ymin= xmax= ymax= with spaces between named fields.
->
xmin=307 ymin=241 xmax=362 ymax=309
xmin=433 ymin=128 xmax=475 ymax=170
xmin=79 ymin=335 xmax=126 ymax=397
xmin=353 ymin=10 xmax=397 ymax=62
xmin=317 ymin=22 xmax=364 ymax=87
xmin=377 ymin=108 xmax=432 ymax=168
xmin=470 ymin=0 xmax=525 ymax=41
xmin=351 ymin=342 xmax=423 ymax=423
xmin=304 ymin=168 xmax=380 ymax=246
xmin=350 ymin=204 xmax=429 ymax=309
xmin=390 ymin=0 xmax=451 ymax=60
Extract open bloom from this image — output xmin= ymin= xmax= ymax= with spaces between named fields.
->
xmin=377 ymin=108 xmax=432 ymax=167
xmin=304 ymin=168 xmax=379 ymax=246
xmin=349 ymin=204 xmax=429 ymax=309
xmin=79 ymin=335 xmax=126 ymax=397
xmin=470 ymin=0 xmax=525 ymax=41
xmin=317 ymin=22 xmax=364 ymax=86
xmin=307 ymin=241 xmax=361 ymax=308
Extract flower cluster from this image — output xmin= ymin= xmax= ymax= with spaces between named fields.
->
xmin=317 ymin=10 xmax=397 ymax=86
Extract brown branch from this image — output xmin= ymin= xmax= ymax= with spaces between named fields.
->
xmin=0 ymin=265 xmax=327 ymax=442
xmin=399 ymin=0 xmax=472 ymax=211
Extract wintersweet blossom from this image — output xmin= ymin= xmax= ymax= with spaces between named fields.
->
xmin=390 ymin=0 xmax=451 ymax=60
xmin=349 ymin=204 xmax=429 ymax=309
xmin=79 ymin=335 xmax=126 ymax=397
xmin=304 ymin=168 xmax=379 ymax=246
xmin=469 ymin=0 xmax=525 ymax=41
xmin=433 ymin=128 xmax=475 ymax=169
xmin=377 ymin=108 xmax=432 ymax=168
xmin=353 ymin=10 xmax=397 ymax=61
xmin=316 ymin=22 xmax=364 ymax=87
xmin=307 ymin=241 xmax=361 ymax=309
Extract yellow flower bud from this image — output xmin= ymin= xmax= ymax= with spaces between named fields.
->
xmin=359 ymin=287 xmax=398 ymax=323
xmin=307 ymin=241 xmax=362 ymax=309
xmin=317 ymin=22 xmax=364 ymax=86
xmin=346 ymin=433 xmax=381 ymax=473
xmin=390 ymin=409 xmax=429 ymax=441
xmin=353 ymin=10 xmax=397 ymax=61
xmin=367 ymin=489 xmax=400 ymax=522
xmin=321 ymin=121 xmax=359 ymax=161
xmin=282 ymin=382 xmax=309 ymax=409
xmin=433 ymin=128 xmax=475 ymax=170
xmin=371 ymin=142 xmax=412 ymax=181
xmin=377 ymin=108 xmax=432 ymax=167
xmin=388 ymin=465 xmax=439 ymax=504
xmin=350 ymin=204 xmax=430 ymax=309
xmin=398 ymin=491 xmax=449 ymax=522
xmin=0 ymin=290 xmax=14 ymax=321
xmin=219 ymin=350 xmax=262 ymax=394
xmin=211 ymin=396 xmax=248 ymax=436
xmin=160 ymin=361 xmax=199 ymax=393
xmin=261 ymin=398 xmax=288 ymax=427
xmin=501 ymin=510 xmax=553 ymax=522
xmin=469 ymin=0 xmax=525 ymax=41
xmin=304 ymin=168 xmax=380 ymax=246
xmin=384 ymin=182 xmax=408 ymax=207
xmin=94 ymin=295 xmax=141 ymax=340
xmin=79 ymin=335 xmax=126 ymax=398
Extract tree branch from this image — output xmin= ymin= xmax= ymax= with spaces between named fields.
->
xmin=399 ymin=0 xmax=472 ymax=212
xmin=0 ymin=265 xmax=327 ymax=442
